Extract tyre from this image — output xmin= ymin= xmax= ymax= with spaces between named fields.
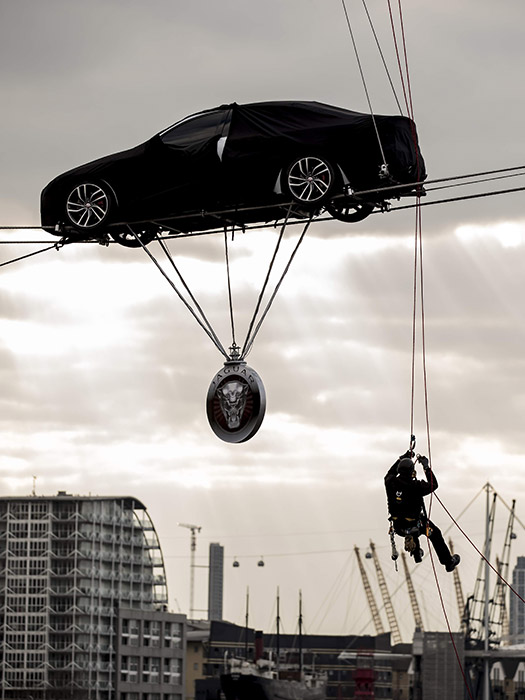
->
xmin=65 ymin=181 xmax=113 ymax=232
xmin=110 ymin=225 xmax=158 ymax=248
xmin=325 ymin=198 xmax=375 ymax=223
xmin=283 ymin=155 xmax=335 ymax=206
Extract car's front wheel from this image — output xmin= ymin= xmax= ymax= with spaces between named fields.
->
xmin=283 ymin=156 xmax=335 ymax=207
xmin=65 ymin=181 xmax=113 ymax=232
xmin=326 ymin=198 xmax=375 ymax=223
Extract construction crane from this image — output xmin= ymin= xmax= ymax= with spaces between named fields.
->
xmin=465 ymin=489 xmax=497 ymax=645
xmin=449 ymin=539 xmax=466 ymax=634
xmin=354 ymin=546 xmax=385 ymax=636
xmin=489 ymin=498 xmax=516 ymax=644
xmin=400 ymin=552 xmax=424 ymax=631
xmin=178 ymin=522 xmax=202 ymax=618
xmin=369 ymin=541 xmax=402 ymax=645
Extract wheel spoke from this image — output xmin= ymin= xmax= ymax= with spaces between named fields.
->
xmin=287 ymin=156 xmax=333 ymax=203
xmin=66 ymin=183 xmax=110 ymax=229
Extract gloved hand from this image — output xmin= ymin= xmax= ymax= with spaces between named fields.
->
xmin=418 ymin=455 xmax=429 ymax=469
xmin=400 ymin=449 xmax=414 ymax=460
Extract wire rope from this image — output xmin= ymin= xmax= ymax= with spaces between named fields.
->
xmin=360 ymin=0 xmax=403 ymax=115
xmin=239 ymin=205 xmax=292 ymax=359
xmin=223 ymin=227 xmax=237 ymax=350
xmin=241 ymin=212 xmax=314 ymax=360
xmin=340 ymin=0 xmax=388 ymax=168
xmin=0 ymin=243 xmax=62 ymax=268
xmin=128 ymin=228 xmax=229 ymax=359
xmin=153 ymin=234 xmax=228 ymax=357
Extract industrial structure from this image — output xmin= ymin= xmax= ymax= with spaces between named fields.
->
xmin=0 ymin=493 xmax=186 ymax=700
xmin=207 ymin=543 xmax=224 ymax=621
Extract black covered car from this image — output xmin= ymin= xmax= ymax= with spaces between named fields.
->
xmin=41 ymin=101 xmax=426 ymax=247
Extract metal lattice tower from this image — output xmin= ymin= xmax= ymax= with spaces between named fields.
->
xmin=449 ymin=539 xmax=466 ymax=633
xmin=401 ymin=552 xmax=424 ymax=631
xmin=354 ymin=546 xmax=385 ymax=635
xmin=178 ymin=522 xmax=201 ymax=618
xmin=489 ymin=498 xmax=516 ymax=643
xmin=369 ymin=541 xmax=402 ymax=645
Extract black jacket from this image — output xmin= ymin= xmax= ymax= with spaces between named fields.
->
xmin=384 ymin=457 xmax=438 ymax=520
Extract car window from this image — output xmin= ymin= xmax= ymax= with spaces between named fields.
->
xmin=160 ymin=111 xmax=229 ymax=148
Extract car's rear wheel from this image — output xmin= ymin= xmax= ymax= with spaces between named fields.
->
xmin=65 ymin=182 xmax=113 ymax=232
xmin=284 ymin=156 xmax=335 ymax=207
xmin=326 ymin=198 xmax=375 ymax=223
xmin=110 ymin=225 xmax=157 ymax=248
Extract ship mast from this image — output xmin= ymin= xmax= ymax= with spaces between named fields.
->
xmin=298 ymin=590 xmax=303 ymax=676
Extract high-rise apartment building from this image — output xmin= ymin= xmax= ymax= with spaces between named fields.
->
xmin=510 ymin=555 xmax=525 ymax=644
xmin=207 ymin=543 xmax=223 ymax=621
xmin=0 ymin=493 xmax=185 ymax=700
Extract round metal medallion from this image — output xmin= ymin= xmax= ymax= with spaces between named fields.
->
xmin=206 ymin=362 xmax=266 ymax=443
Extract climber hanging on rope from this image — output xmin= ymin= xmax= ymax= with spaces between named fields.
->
xmin=385 ymin=441 xmax=460 ymax=572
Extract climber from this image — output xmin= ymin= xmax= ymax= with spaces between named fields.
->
xmin=385 ymin=448 xmax=460 ymax=571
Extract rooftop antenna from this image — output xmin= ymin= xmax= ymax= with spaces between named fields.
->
xmin=178 ymin=522 xmax=202 ymax=618
xmin=32 ymin=476 xmax=37 ymax=497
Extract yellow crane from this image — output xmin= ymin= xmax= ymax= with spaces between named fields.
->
xmin=354 ymin=545 xmax=385 ymax=635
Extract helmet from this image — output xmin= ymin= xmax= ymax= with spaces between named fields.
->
xmin=397 ymin=458 xmax=415 ymax=476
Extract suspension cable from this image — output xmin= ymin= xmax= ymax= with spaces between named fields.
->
xmin=241 ymin=212 xmax=314 ymax=360
xmin=223 ymin=227 xmax=237 ymax=350
xmin=340 ymin=0 xmax=388 ymax=168
xmin=0 ymin=244 xmax=62 ymax=268
xmin=240 ymin=205 xmax=292 ymax=358
xmin=360 ymin=0 xmax=403 ymax=115
xmin=128 ymin=227 xmax=229 ymax=359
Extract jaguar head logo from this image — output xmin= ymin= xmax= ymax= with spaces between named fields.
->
xmin=217 ymin=379 xmax=249 ymax=430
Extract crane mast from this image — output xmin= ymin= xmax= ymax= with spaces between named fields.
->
xmin=369 ymin=541 xmax=402 ymax=645
xmin=489 ymin=498 xmax=516 ymax=643
xmin=354 ymin=546 xmax=385 ymax=635
xmin=178 ymin=522 xmax=202 ymax=618
xmin=400 ymin=552 xmax=424 ymax=631
xmin=449 ymin=539 xmax=466 ymax=633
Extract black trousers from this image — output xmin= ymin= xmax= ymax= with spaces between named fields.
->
xmin=394 ymin=518 xmax=452 ymax=566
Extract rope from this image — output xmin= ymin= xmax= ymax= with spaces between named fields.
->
xmin=223 ymin=227 xmax=237 ymax=349
xmin=360 ymin=0 xmax=403 ymax=115
xmin=0 ymin=244 xmax=62 ymax=268
xmin=128 ymin=228 xmax=229 ymax=359
xmin=394 ymin=6 xmax=472 ymax=694
xmin=154 ymin=235 xmax=229 ymax=357
xmin=340 ymin=0 xmax=388 ymax=168
xmin=240 ymin=206 xmax=292 ymax=359
xmin=386 ymin=0 xmax=409 ymax=117
xmin=241 ymin=212 xmax=314 ymax=360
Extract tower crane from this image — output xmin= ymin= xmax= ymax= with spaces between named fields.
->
xmin=178 ymin=522 xmax=202 ymax=618
xmin=400 ymin=552 xmax=424 ymax=631
xmin=354 ymin=546 xmax=385 ymax=636
xmin=449 ymin=539 xmax=466 ymax=634
xmin=369 ymin=541 xmax=402 ymax=645
xmin=489 ymin=498 xmax=516 ymax=644
xmin=465 ymin=489 xmax=497 ymax=644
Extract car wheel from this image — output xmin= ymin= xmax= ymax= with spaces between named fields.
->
xmin=326 ymin=199 xmax=375 ymax=223
xmin=110 ymin=225 xmax=157 ymax=248
xmin=65 ymin=182 xmax=113 ymax=232
xmin=284 ymin=156 xmax=335 ymax=206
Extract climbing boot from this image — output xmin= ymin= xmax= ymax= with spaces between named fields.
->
xmin=413 ymin=547 xmax=424 ymax=563
xmin=446 ymin=554 xmax=461 ymax=572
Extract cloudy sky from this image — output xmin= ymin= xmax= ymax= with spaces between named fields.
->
xmin=2 ymin=0 xmax=525 ymax=642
